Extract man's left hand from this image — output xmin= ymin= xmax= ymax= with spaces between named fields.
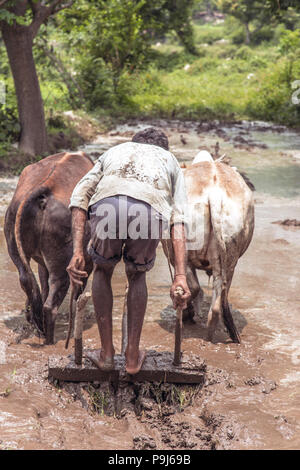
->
xmin=170 ymin=274 xmax=191 ymax=309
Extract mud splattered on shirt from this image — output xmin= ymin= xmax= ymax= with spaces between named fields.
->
xmin=70 ymin=142 xmax=188 ymax=226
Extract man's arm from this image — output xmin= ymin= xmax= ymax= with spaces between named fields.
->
xmin=69 ymin=159 xmax=103 ymax=212
xmin=169 ymin=162 xmax=190 ymax=308
xmin=170 ymin=223 xmax=191 ymax=308
xmin=67 ymin=208 xmax=88 ymax=287
xmin=67 ymin=158 xmax=104 ymax=287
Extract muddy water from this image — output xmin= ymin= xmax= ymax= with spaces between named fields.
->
xmin=0 ymin=121 xmax=299 ymax=450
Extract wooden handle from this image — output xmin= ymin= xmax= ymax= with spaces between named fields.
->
xmin=74 ymin=292 xmax=91 ymax=366
xmin=173 ymin=286 xmax=184 ymax=366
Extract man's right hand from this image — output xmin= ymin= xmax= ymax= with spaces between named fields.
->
xmin=170 ymin=275 xmax=191 ymax=309
xmin=67 ymin=252 xmax=88 ymax=288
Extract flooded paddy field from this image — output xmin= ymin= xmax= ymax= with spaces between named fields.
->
xmin=0 ymin=121 xmax=299 ymax=450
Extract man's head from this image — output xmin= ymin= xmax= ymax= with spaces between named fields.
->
xmin=132 ymin=127 xmax=169 ymax=151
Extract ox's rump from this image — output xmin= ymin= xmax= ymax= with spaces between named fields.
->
xmin=11 ymin=151 xmax=94 ymax=208
xmin=184 ymin=160 xmax=254 ymax=257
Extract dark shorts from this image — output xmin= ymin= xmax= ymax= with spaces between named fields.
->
xmin=88 ymin=195 xmax=167 ymax=272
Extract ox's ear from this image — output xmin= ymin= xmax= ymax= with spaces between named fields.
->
xmin=180 ymin=163 xmax=187 ymax=169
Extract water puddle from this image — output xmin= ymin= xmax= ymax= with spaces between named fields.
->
xmin=217 ymin=120 xmax=300 ymax=150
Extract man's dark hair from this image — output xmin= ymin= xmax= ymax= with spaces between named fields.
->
xmin=132 ymin=127 xmax=169 ymax=151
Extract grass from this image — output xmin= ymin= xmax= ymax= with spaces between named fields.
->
xmin=100 ymin=21 xmax=300 ymax=127
xmin=87 ymin=385 xmax=109 ymax=416
xmin=119 ymin=39 xmax=299 ymax=126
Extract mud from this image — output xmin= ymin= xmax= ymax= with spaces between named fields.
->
xmin=57 ymin=367 xmax=252 ymax=450
xmin=272 ymin=219 xmax=300 ymax=227
xmin=0 ymin=120 xmax=300 ymax=450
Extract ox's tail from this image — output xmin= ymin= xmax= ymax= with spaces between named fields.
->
xmin=208 ymin=188 xmax=241 ymax=344
xmin=192 ymin=150 xmax=214 ymax=165
xmin=13 ymin=186 xmax=51 ymax=334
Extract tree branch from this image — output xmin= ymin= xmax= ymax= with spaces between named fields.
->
xmin=28 ymin=0 xmax=39 ymax=15
xmin=54 ymin=1 xmax=73 ymax=13
xmin=47 ymin=0 xmax=74 ymax=14
xmin=39 ymin=36 xmax=85 ymax=107
xmin=29 ymin=0 xmax=73 ymax=37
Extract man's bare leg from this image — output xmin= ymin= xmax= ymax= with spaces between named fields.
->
xmin=125 ymin=268 xmax=147 ymax=374
xmin=87 ymin=263 xmax=115 ymax=370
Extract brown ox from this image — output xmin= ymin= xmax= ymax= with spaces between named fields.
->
xmin=163 ymin=155 xmax=254 ymax=343
xmin=4 ymin=151 xmax=94 ymax=344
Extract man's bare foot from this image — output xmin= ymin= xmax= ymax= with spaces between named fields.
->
xmin=86 ymin=349 xmax=115 ymax=371
xmin=125 ymin=350 xmax=146 ymax=375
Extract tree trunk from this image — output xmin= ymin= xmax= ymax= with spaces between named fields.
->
xmin=1 ymin=24 xmax=48 ymax=156
xmin=244 ymin=22 xmax=251 ymax=45
xmin=206 ymin=1 xmax=212 ymax=17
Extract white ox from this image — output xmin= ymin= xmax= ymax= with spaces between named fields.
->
xmin=163 ymin=151 xmax=254 ymax=343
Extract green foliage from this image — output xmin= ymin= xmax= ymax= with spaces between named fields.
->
xmin=234 ymin=45 xmax=252 ymax=60
xmin=57 ymin=0 xmax=197 ymax=109
xmin=1 ymin=0 xmax=300 ymax=166
xmin=104 ymin=14 xmax=300 ymax=127
xmin=245 ymin=57 xmax=300 ymax=125
xmin=193 ymin=23 xmax=226 ymax=44
xmin=251 ymin=26 xmax=275 ymax=45
xmin=0 ymin=105 xmax=20 ymax=143
xmin=279 ymin=29 xmax=300 ymax=54
xmin=218 ymin=0 xmax=280 ymax=44
xmin=77 ymin=56 xmax=115 ymax=108
xmin=218 ymin=0 xmax=272 ymax=24
xmin=0 ymin=1 xmax=36 ymax=26
xmin=79 ymin=0 xmax=150 ymax=79
xmin=0 ymin=8 xmax=18 ymax=25
xmin=0 ymin=41 xmax=20 ymax=148
xmin=162 ymin=0 xmax=197 ymax=54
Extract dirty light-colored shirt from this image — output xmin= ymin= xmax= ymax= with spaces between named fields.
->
xmin=69 ymin=142 xmax=188 ymax=226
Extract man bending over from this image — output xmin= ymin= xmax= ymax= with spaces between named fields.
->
xmin=67 ymin=127 xmax=190 ymax=374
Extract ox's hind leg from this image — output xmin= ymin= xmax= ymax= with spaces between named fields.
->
xmin=207 ymin=275 xmax=222 ymax=343
xmin=38 ymin=264 xmax=49 ymax=304
xmin=43 ymin=271 xmax=70 ymax=344
xmin=183 ymin=265 xmax=203 ymax=323
xmin=206 ymin=237 xmax=223 ymax=342
xmin=207 ymin=260 xmax=240 ymax=343
xmin=221 ymin=267 xmax=240 ymax=343
xmin=6 ymin=242 xmax=43 ymax=328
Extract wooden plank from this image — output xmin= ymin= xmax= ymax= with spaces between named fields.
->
xmin=48 ymin=350 xmax=206 ymax=384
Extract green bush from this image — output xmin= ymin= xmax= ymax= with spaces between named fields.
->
xmin=149 ymin=49 xmax=201 ymax=72
xmin=279 ymin=29 xmax=300 ymax=55
xmin=245 ymin=58 xmax=300 ymax=125
xmin=234 ymin=46 xmax=253 ymax=60
xmin=0 ymin=74 xmax=20 ymax=147
xmin=77 ymin=56 xmax=115 ymax=109
xmin=249 ymin=55 xmax=269 ymax=69
xmin=229 ymin=28 xmax=246 ymax=45
xmin=46 ymin=114 xmax=67 ymax=130
xmin=0 ymin=105 xmax=20 ymax=158
xmin=251 ymin=26 xmax=275 ymax=45
xmin=40 ymin=80 xmax=70 ymax=111
xmin=211 ymin=43 xmax=237 ymax=59
xmin=188 ymin=56 xmax=220 ymax=74
xmin=194 ymin=23 xmax=226 ymax=45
